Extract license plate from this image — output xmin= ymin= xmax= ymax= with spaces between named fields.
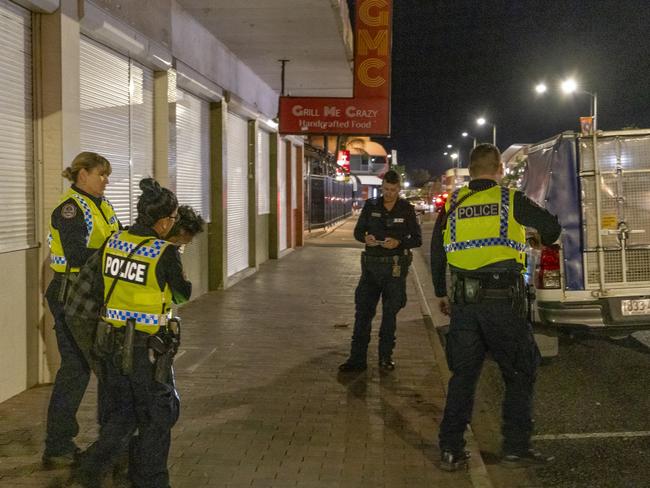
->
xmin=621 ymin=299 xmax=650 ymax=316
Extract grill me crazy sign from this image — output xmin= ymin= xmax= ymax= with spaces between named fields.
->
xmin=279 ymin=0 xmax=392 ymax=136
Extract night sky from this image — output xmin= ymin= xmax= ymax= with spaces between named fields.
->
xmin=363 ymin=0 xmax=650 ymax=175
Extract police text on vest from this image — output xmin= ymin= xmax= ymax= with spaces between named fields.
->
xmin=105 ymin=254 xmax=149 ymax=284
xmin=457 ymin=203 xmax=500 ymax=219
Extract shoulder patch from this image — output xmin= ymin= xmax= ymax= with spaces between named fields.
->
xmin=61 ymin=203 xmax=77 ymax=219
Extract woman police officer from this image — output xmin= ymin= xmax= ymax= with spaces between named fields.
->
xmin=44 ymin=152 xmax=120 ymax=467
xmin=74 ymin=178 xmax=191 ymax=488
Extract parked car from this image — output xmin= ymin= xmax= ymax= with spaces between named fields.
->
xmin=433 ymin=192 xmax=448 ymax=212
xmin=407 ymin=196 xmax=429 ymax=214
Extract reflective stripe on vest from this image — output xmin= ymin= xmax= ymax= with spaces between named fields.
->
xmin=106 ymin=236 xmax=167 ymax=259
xmin=104 ymin=308 xmax=169 ymax=327
xmin=443 ymin=185 xmax=526 ymax=270
xmin=48 ymin=189 xmax=119 ymax=272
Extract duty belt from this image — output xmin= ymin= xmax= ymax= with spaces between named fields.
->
xmin=362 ymin=252 xmax=412 ymax=264
xmin=452 ymin=270 xmax=521 ymax=288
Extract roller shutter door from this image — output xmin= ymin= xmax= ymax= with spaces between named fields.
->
xmin=291 ymin=144 xmax=298 ymax=210
xmin=80 ymin=37 xmax=154 ymax=226
xmin=278 ymin=140 xmax=287 ymax=251
xmin=256 ymin=129 xmax=270 ymax=215
xmin=130 ymin=63 xmax=154 ymax=220
xmin=226 ymin=113 xmax=249 ymax=276
xmin=0 ymin=0 xmax=33 ymax=253
xmin=176 ymin=89 xmax=210 ymax=221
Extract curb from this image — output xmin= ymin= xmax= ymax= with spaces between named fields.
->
xmin=305 ymin=216 xmax=353 ymax=239
xmin=410 ymin=249 xmax=495 ymax=488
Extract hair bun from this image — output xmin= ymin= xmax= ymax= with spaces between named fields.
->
xmin=139 ymin=178 xmax=162 ymax=195
xmin=61 ymin=167 xmax=74 ymax=182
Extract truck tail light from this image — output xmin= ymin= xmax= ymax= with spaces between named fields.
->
xmin=536 ymin=244 xmax=561 ymax=289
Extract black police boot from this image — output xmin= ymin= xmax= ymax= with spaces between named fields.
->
xmin=501 ymin=448 xmax=555 ymax=468
xmin=338 ymin=360 xmax=367 ymax=373
xmin=42 ymin=446 xmax=80 ymax=469
xmin=440 ymin=450 xmax=471 ymax=472
xmin=378 ymin=357 xmax=395 ymax=371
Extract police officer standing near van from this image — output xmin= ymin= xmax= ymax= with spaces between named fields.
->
xmin=431 ymin=144 xmax=561 ymax=471
xmin=339 ymin=170 xmax=422 ymax=373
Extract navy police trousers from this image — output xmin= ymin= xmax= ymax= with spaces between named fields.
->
xmin=348 ymin=258 xmax=408 ymax=363
xmin=439 ymin=299 xmax=541 ymax=454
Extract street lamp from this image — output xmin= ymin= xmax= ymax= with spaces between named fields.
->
xmin=559 ymin=77 xmax=598 ymax=131
xmin=535 ymin=82 xmax=548 ymax=94
xmin=476 ymin=117 xmax=496 ymax=146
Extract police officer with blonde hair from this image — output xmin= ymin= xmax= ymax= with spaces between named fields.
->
xmin=430 ymin=144 xmax=561 ymax=471
xmin=44 ymin=152 xmax=120 ymax=468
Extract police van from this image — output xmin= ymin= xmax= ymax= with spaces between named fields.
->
xmin=518 ymin=129 xmax=650 ymax=355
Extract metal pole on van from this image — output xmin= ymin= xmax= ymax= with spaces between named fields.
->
xmin=592 ymin=129 xmax=606 ymax=292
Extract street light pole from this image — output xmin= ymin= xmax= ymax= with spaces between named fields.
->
xmin=476 ymin=118 xmax=496 ymax=147
xmin=591 ymin=91 xmax=598 ymax=131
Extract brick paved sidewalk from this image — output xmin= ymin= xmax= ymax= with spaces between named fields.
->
xmin=0 ymin=218 xmax=474 ymax=488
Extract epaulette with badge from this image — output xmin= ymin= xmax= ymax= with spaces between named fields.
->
xmin=60 ymin=200 xmax=78 ymax=219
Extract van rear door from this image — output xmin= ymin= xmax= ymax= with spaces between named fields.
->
xmin=578 ymin=131 xmax=650 ymax=295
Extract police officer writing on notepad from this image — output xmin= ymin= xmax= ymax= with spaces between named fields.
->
xmin=431 ymin=144 xmax=561 ymax=471
xmin=339 ymin=170 xmax=422 ymax=373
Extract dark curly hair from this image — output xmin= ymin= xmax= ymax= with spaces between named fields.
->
xmin=168 ymin=205 xmax=205 ymax=238
xmin=135 ymin=178 xmax=178 ymax=227
xmin=383 ymin=170 xmax=401 ymax=185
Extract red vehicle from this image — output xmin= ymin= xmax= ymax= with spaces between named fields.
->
xmin=434 ymin=192 xmax=448 ymax=212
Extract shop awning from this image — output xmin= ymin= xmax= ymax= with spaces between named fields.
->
xmin=356 ymin=175 xmax=383 ymax=186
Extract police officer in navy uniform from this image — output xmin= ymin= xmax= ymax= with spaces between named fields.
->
xmin=339 ymin=170 xmax=422 ymax=373
xmin=74 ymin=178 xmax=190 ymax=488
xmin=44 ymin=152 xmax=120 ymax=468
xmin=431 ymin=144 xmax=561 ymax=471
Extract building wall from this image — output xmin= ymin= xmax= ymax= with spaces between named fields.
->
xmin=88 ymin=0 xmax=278 ymax=119
xmin=256 ymin=215 xmax=270 ymax=266
xmin=0 ymin=0 xmax=304 ymax=398
xmin=0 ymin=249 xmax=39 ymax=402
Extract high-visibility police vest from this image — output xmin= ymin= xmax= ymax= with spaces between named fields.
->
xmin=48 ymin=188 xmax=119 ymax=273
xmin=101 ymin=230 xmax=173 ymax=335
xmin=443 ymin=185 xmax=526 ymax=270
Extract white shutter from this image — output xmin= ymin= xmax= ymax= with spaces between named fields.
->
xmin=0 ymin=0 xmax=33 ymax=253
xmin=130 ymin=61 xmax=154 ymax=219
xmin=291 ymin=144 xmax=298 ymax=209
xmin=167 ymin=70 xmax=178 ymax=192
xmin=226 ymin=112 xmax=249 ymax=276
xmin=176 ymin=89 xmax=211 ymax=221
xmin=80 ymin=38 xmax=154 ymax=226
xmin=256 ymin=129 xmax=270 ymax=215
xmin=80 ymin=37 xmax=131 ymax=224
xmin=278 ymin=140 xmax=287 ymax=251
